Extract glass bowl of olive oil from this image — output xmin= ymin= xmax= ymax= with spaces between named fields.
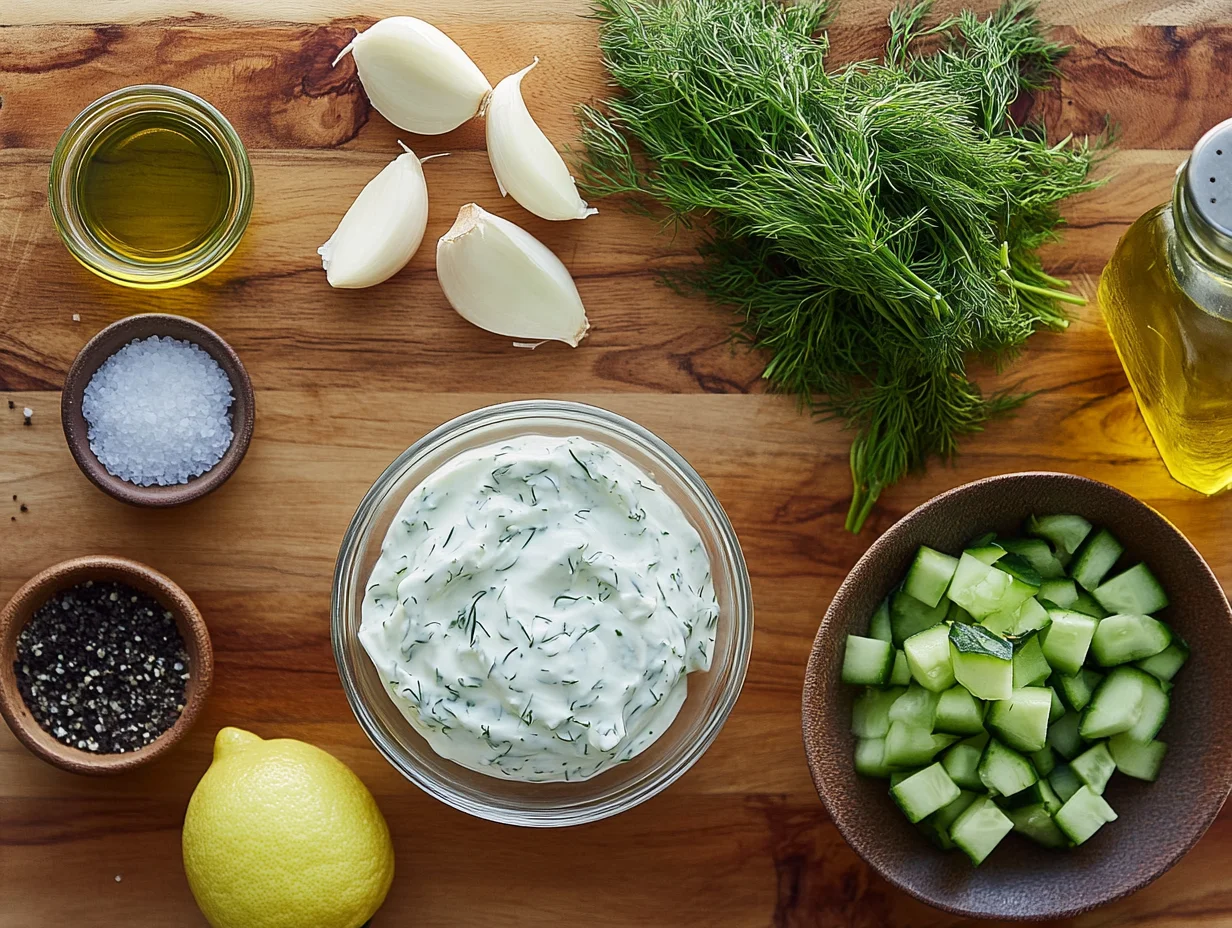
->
xmin=49 ymin=85 xmax=253 ymax=289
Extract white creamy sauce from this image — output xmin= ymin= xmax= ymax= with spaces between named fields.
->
xmin=359 ymin=434 xmax=719 ymax=782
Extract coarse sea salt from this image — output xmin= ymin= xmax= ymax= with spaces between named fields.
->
xmin=82 ymin=336 xmax=234 ymax=487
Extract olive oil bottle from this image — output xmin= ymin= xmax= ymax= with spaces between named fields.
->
xmin=1099 ymin=119 xmax=1232 ymax=495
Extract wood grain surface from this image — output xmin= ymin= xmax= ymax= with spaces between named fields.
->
xmin=2 ymin=1 xmax=1231 ymax=926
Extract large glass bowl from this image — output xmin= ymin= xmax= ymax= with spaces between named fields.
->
xmin=332 ymin=401 xmax=753 ymax=826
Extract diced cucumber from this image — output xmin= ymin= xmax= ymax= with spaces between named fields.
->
xmin=1030 ymin=745 xmax=1056 ymax=777
xmin=995 ymin=553 xmax=1043 ymax=590
xmin=904 ymin=546 xmax=960 ymax=608
xmin=1012 ymin=634 xmax=1051 ymax=688
xmin=1093 ymin=563 xmax=1169 ymax=615
xmin=948 ymin=554 xmax=1035 ymax=620
xmin=869 ymin=598 xmax=893 ymax=642
xmin=888 ymin=683 xmax=940 ymax=728
xmin=999 ymin=537 xmax=1066 ymax=579
xmin=949 ymin=623 xmax=1013 ymax=701
xmin=1048 ymin=763 xmax=1083 ymax=802
xmin=986 ymin=687 xmax=1052 ymax=753
xmin=1091 ymin=613 xmax=1172 ymax=666
xmin=885 ymin=722 xmax=957 ymax=768
xmin=1136 ymin=639 xmax=1189 ymax=682
xmin=966 ymin=544 xmax=1007 ymax=566
xmin=1027 ymin=514 xmax=1092 ymax=557
xmin=854 ymin=737 xmax=893 ymax=777
xmin=978 ymin=738 xmax=1038 ymax=797
xmin=942 ymin=742 xmax=985 ymax=790
xmin=851 ymin=686 xmax=906 ymax=738
xmin=890 ymin=590 xmax=948 ymax=647
xmin=1125 ymin=676 xmax=1169 ymax=743
xmin=1040 ymin=609 xmax=1098 ymax=675
xmin=922 ymin=789 xmax=978 ymax=849
xmin=1079 ymin=666 xmax=1151 ymax=740
xmin=1046 ymin=711 xmax=1085 ymax=760
xmin=1048 ymin=686 xmax=1066 ymax=723
xmin=1005 ymin=802 xmax=1069 ymax=848
xmin=892 ymin=762 xmax=962 ymax=823
xmin=947 ymin=601 xmax=974 ymax=624
xmin=961 ymin=730 xmax=990 ymax=751
xmin=1070 ymin=589 xmax=1110 ymax=619
xmin=1037 ymin=777 xmax=1064 ymax=814
xmin=949 ymin=796 xmax=1014 ymax=866
xmin=1071 ymin=528 xmax=1124 ymax=592
xmin=904 ymin=624 xmax=956 ymax=692
xmin=1038 ymin=578 xmax=1078 ymax=609
xmin=1071 ymin=742 xmax=1116 ymax=794
xmin=842 ymin=635 xmax=895 ymax=685
xmin=984 ymin=596 xmax=1049 ymax=637
xmin=1054 ymin=785 xmax=1117 ymax=845
xmin=934 ymin=686 xmax=985 ymax=735
xmin=889 ymin=649 xmax=912 ymax=686
xmin=889 ymin=769 xmax=919 ymax=787
xmin=1055 ymin=668 xmax=1103 ymax=713
xmin=1108 ymin=734 xmax=1167 ymax=781
xmin=997 ymin=779 xmax=1050 ymax=809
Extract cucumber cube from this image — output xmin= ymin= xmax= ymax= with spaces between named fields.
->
xmin=1071 ymin=528 xmax=1124 ymax=592
xmin=1054 ymin=785 xmax=1117 ymax=845
xmin=1012 ymin=634 xmax=1051 ymax=688
xmin=1125 ymin=676 xmax=1170 ymax=743
xmin=942 ymin=742 xmax=985 ymax=790
xmin=948 ymin=554 xmax=1035 ymax=620
xmin=1071 ymin=742 xmax=1116 ymax=794
xmin=949 ymin=796 xmax=1014 ymax=866
xmin=1091 ymin=613 xmax=1172 ymax=666
xmin=1038 ymin=578 xmax=1078 ymax=609
xmin=998 ymin=537 xmax=1066 ymax=579
xmin=1055 ymin=668 xmax=1103 ymax=713
xmin=1079 ymin=667 xmax=1151 ymax=739
xmin=1040 ymin=609 xmax=1098 ymax=675
xmin=1030 ymin=745 xmax=1056 ymax=777
xmin=1027 ymin=514 xmax=1092 ymax=556
xmin=851 ymin=686 xmax=906 ymax=739
xmin=1093 ymin=562 xmax=1169 ymax=615
xmin=889 ymin=590 xmax=948 ymax=647
xmin=978 ymin=738 xmax=1038 ymax=797
xmin=921 ymin=790 xmax=978 ymax=849
xmin=934 ymin=685 xmax=985 ymax=735
xmin=889 ymin=649 xmax=912 ymax=685
xmin=904 ymin=624 xmax=956 ymax=692
xmin=986 ymin=687 xmax=1052 ymax=753
xmin=868 ymin=598 xmax=893 ymax=642
xmin=1048 ymin=763 xmax=1083 ymax=803
xmin=1136 ymin=640 xmax=1189 ymax=682
xmin=888 ymin=683 xmax=940 ymax=728
xmin=1108 ymin=733 xmax=1167 ymax=781
xmin=842 ymin=635 xmax=895 ymax=685
xmin=1046 ymin=711 xmax=1085 ymax=760
xmin=949 ymin=623 xmax=1013 ymax=701
xmin=892 ymin=762 xmax=962 ymax=823
xmin=885 ymin=721 xmax=944 ymax=768
xmin=1005 ymin=802 xmax=1069 ymax=848
xmin=904 ymin=546 xmax=960 ymax=608
xmin=854 ymin=737 xmax=893 ymax=777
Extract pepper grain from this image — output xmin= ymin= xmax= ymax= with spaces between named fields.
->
xmin=14 ymin=580 xmax=190 ymax=753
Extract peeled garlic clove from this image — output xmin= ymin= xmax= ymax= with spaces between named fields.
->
xmin=318 ymin=142 xmax=432 ymax=289
xmin=334 ymin=17 xmax=491 ymax=135
xmin=484 ymin=59 xmax=597 ymax=221
xmin=436 ymin=204 xmax=590 ymax=346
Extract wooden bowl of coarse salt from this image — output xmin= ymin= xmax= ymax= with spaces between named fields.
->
xmin=61 ymin=313 xmax=255 ymax=507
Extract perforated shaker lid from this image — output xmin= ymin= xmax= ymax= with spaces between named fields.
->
xmin=1183 ymin=118 xmax=1232 ymax=260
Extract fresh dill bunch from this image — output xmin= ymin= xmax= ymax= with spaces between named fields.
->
xmin=578 ymin=0 xmax=1101 ymax=532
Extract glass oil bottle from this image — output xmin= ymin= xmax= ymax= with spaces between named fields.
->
xmin=1099 ymin=118 xmax=1232 ymax=495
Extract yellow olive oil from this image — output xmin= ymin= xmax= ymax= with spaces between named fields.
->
xmin=77 ymin=112 xmax=232 ymax=264
xmin=1099 ymin=116 xmax=1232 ymax=496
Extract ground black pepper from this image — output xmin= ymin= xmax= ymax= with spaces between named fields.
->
xmin=14 ymin=580 xmax=190 ymax=753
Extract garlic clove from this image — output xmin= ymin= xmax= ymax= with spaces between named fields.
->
xmin=436 ymin=203 xmax=590 ymax=346
xmin=335 ymin=17 xmax=492 ymax=136
xmin=484 ymin=58 xmax=597 ymax=221
xmin=318 ymin=142 xmax=434 ymax=289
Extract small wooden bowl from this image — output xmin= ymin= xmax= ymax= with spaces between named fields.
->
xmin=802 ymin=472 xmax=1232 ymax=920
xmin=0 ymin=556 xmax=213 ymax=775
xmin=61 ymin=313 xmax=256 ymax=507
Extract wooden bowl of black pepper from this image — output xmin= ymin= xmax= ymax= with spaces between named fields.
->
xmin=0 ymin=555 xmax=212 ymax=775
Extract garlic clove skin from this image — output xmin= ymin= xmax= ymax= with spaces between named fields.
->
xmin=335 ymin=17 xmax=492 ymax=136
xmin=436 ymin=203 xmax=590 ymax=346
xmin=484 ymin=59 xmax=597 ymax=221
xmin=318 ymin=142 xmax=431 ymax=289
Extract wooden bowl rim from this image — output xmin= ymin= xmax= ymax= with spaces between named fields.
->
xmin=801 ymin=471 xmax=1232 ymax=920
xmin=60 ymin=313 xmax=256 ymax=508
xmin=0 ymin=555 xmax=213 ymax=775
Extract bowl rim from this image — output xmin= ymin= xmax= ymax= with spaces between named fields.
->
xmin=60 ymin=313 xmax=256 ymax=508
xmin=802 ymin=471 xmax=1232 ymax=920
xmin=0 ymin=555 xmax=213 ymax=775
xmin=331 ymin=399 xmax=754 ymax=826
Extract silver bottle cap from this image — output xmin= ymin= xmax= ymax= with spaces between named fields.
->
xmin=1181 ymin=118 xmax=1232 ymax=264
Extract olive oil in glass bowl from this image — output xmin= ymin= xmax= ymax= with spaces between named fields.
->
xmin=49 ymin=86 xmax=253 ymax=289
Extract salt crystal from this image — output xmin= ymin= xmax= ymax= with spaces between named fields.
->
xmin=72 ymin=314 xmax=81 ymax=322
xmin=81 ymin=336 xmax=235 ymax=486
xmin=22 ymin=407 xmax=32 ymax=418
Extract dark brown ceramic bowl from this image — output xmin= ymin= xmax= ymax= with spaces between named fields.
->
xmin=0 ymin=556 xmax=213 ymax=775
xmin=61 ymin=313 xmax=255 ymax=507
xmin=803 ymin=472 xmax=1232 ymax=920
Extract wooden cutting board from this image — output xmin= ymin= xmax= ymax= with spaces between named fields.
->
xmin=2 ymin=1 xmax=1231 ymax=925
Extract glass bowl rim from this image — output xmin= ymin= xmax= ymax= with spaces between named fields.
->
xmin=48 ymin=83 xmax=254 ymax=289
xmin=331 ymin=399 xmax=754 ymax=826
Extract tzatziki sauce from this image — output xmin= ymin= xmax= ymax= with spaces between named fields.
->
xmin=359 ymin=434 xmax=720 ymax=782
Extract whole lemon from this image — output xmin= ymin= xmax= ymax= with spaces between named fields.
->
xmin=182 ymin=727 xmax=394 ymax=928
